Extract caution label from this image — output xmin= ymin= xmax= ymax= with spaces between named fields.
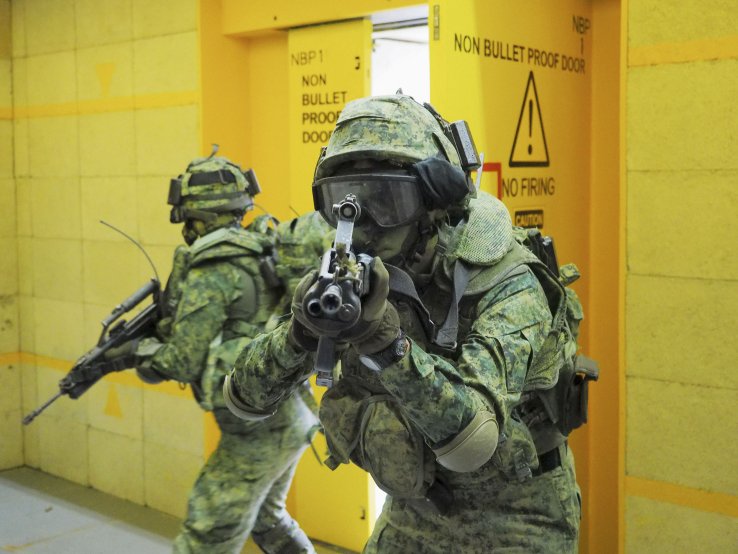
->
xmin=514 ymin=209 xmax=545 ymax=229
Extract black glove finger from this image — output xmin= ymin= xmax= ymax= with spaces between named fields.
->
xmin=291 ymin=270 xmax=319 ymax=318
xmin=103 ymin=339 xmax=138 ymax=361
xmin=362 ymin=257 xmax=390 ymax=321
xmin=106 ymin=355 xmax=137 ymax=373
xmin=288 ymin=318 xmax=320 ymax=352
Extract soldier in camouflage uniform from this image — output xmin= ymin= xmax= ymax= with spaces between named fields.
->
xmin=225 ymin=96 xmax=592 ymax=553
xmin=266 ymin=211 xmax=335 ymax=331
xmin=113 ymin=153 xmax=319 ymax=554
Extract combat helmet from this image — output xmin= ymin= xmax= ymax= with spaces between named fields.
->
xmin=312 ymin=94 xmax=481 ymax=229
xmin=168 ymin=146 xmax=261 ymax=225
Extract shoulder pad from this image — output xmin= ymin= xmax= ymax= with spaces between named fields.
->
xmin=462 ymin=241 xmax=540 ymax=296
xmin=190 ymin=227 xmax=269 ymax=266
xmin=440 ymin=191 xmax=514 ymax=266
xmin=436 ymin=193 xmax=542 ymax=296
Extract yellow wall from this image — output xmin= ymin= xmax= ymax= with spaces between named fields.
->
xmin=623 ymin=0 xmax=738 ymax=551
xmin=0 ymin=0 xmax=22 ymax=471
xmin=7 ymin=1 xmax=738 ymax=553
xmin=8 ymin=0 xmax=208 ymax=519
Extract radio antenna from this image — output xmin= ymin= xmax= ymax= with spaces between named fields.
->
xmin=100 ymin=220 xmax=160 ymax=283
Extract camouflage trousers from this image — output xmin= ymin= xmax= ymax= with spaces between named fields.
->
xmin=364 ymin=444 xmax=581 ymax=554
xmin=174 ymin=396 xmax=318 ymax=554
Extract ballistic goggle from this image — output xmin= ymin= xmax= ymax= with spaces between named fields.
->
xmin=313 ymin=174 xmax=425 ymax=229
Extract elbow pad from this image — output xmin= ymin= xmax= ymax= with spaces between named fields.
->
xmin=222 ymin=373 xmax=277 ymax=421
xmin=433 ymin=410 xmax=499 ymax=473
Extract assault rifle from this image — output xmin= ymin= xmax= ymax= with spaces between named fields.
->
xmin=302 ymin=194 xmax=373 ymax=387
xmin=22 ymin=279 xmax=162 ymax=425
xmin=23 ymin=221 xmax=163 ymax=425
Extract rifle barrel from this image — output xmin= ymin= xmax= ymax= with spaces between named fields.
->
xmin=22 ymin=390 xmax=65 ymax=425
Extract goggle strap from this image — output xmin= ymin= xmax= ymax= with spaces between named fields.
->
xmin=182 ymin=191 xmax=246 ymax=202
xmin=188 ymin=170 xmax=238 ymax=187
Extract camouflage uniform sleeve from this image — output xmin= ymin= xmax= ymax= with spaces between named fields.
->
xmin=148 ymin=262 xmax=243 ymax=382
xmin=227 ymin=211 xmax=330 ymax=409
xmin=231 ymin=322 xmax=315 ymax=411
xmin=378 ymin=268 xmax=552 ymax=446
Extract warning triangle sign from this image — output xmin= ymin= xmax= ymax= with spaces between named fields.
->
xmin=509 ymin=71 xmax=550 ymax=167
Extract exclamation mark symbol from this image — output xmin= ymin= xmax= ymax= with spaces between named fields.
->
xmin=527 ymin=99 xmax=533 ymax=155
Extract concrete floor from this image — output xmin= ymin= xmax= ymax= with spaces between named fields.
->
xmin=0 ymin=467 xmax=354 ymax=554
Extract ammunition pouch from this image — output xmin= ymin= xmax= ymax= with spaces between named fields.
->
xmin=520 ymin=354 xmax=600 ymax=446
xmin=404 ymin=476 xmax=455 ymax=516
xmin=358 ymin=396 xmax=436 ymax=498
xmin=557 ymin=354 xmax=599 ymax=434
xmin=491 ymin=415 xmax=540 ymax=482
xmin=320 ymin=383 xmax=436 ymax=501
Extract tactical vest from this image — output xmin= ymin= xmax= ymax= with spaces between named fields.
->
xmin=167 ymin=226 xmax=280 ymax=410
xmin=320 ymin=192 xmax=596 ymax=500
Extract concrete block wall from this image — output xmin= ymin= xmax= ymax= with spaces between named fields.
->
xmin=625 ymin=1 xmax=738 ymax=550
xmin=0 ymin=0 xmax=22 ymax=471
xmin=9 ymin=0 xmax=206 ymax=519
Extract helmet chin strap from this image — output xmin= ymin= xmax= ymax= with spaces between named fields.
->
xmin=181 ymin=221 xmax=200 ymax=245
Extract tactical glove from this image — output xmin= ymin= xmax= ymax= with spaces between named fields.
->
xmin=134 ymin=338 xmax=167 ymax=383
xmin=291 ymin=257 xmax=401 ymax=356
xmin=99 ymin=338 xmax=141 ymax=372
xmin=95 ymin=338 xmax=166 ymax=383
xmin=288 ymin=270 xmax=321 ymax=351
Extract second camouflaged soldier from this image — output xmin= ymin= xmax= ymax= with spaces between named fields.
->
xmin=225 ymin=95 xmax=597 ymax=553
xmin=266 ymin=211 xmax=335 ymax=331
xmin=112 ymin=153 xmax=318 ymax=554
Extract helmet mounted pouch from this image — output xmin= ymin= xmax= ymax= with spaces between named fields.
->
xmin=449 ymin=120 xmax=481 ymax=172
xmin=422 ymin=102 xmax=479 ymax=172
xmin=244 ymin=168 xmax=261 ymax=197
xmin=168 ymin=177 xmax=183 ymax=206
